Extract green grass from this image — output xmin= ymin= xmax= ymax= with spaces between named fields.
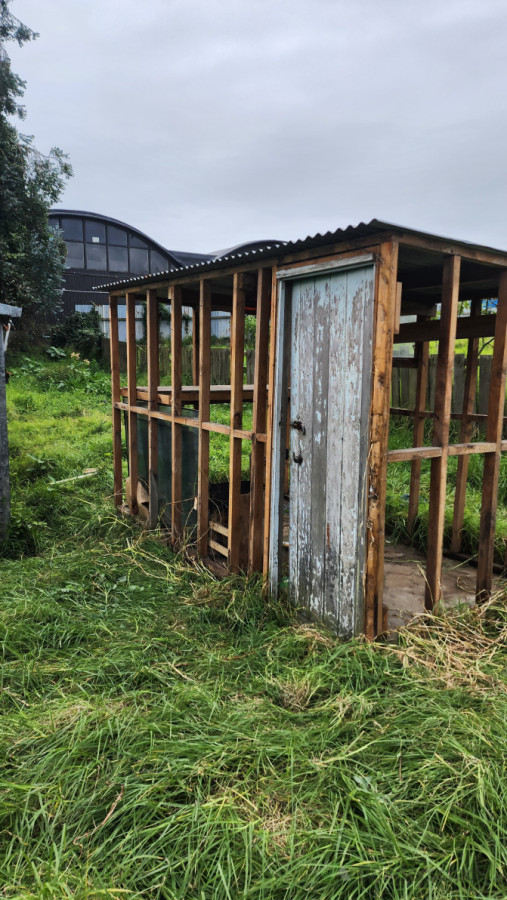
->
xmin=0 ymin=354 xmax=506 ymax=898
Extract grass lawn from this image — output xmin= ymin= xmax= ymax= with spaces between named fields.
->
xmin=0 ymin=353 xmax=506 ymax=899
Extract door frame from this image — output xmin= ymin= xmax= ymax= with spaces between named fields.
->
xmin=268 ymin=253 xmax=375 ymax=597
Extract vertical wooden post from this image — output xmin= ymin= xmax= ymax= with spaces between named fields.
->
xmin=263 ymin=267 xmax=279 ymax=581
xmin=364 ymin=241 xmax=399 ymax=638
xmin=228 ymin=272 xmax=246 ymax=573
xmin=407 ymin=316 xmax=430 ymax=532
xmin=450 ymin=298 xmax=481 ymax=551
xmin=192 ymin=307 xmax=200 ymax=387
xmin=197 ymin=281 xmax=211 ymax=557
xmin=146 ymin=289 xmax=159 ymax=529
xmin=477 ymin=271 xmax=507 ymax=597
xmin=126 ymin=292 xmax=139 ymax=516
xmin=424 ymin=255 xmax=461 ymax=609
xmin=248 ymin=268 xmax=271 ymax=573
xmin=170 ymin=285 xmax=183 ymax=541
xmin=109 ymin=294 xmax=123 ymax=508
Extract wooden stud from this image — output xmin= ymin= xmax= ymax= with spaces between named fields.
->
xmin=197 ymin=281 xmax=211 ymax=557
xmin=109 ymin=295 xmax=123 ymax=508
xmin=394 ymin=282 xmax=402 ymax=334
xmin=126 ymin=292 xmax=139 ymax=516
xmin=146 ymin=290 xmax=159 ymax=529
xmin=170 ymin=285 xmax=183 ymax=540
xmin=263 ymin=267 xmax=279 ymax=580
xmin=248 ymin=268 xmax=271 ymax=573
xmin=364 ymin=241 xmax=399 ymax=638
xmin=450 ymin=298 xmax=481 ymax=552
xmin=407 ymin=317 xmax=430 ymax=532
xmin=228 ymin=272 xmax=246 ymax=572
xmin=424 ymin=255 xmax=461 ymax=609
xmin=192 ymin=307 xmax=200 ymax=387
xmin=477 ymin=270 xmax=507 ymax=597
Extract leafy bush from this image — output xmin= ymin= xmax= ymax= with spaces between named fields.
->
xmin=50 ymin=308 xmax=102 ymax=359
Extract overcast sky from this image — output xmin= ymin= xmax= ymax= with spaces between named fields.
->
xmin=7 ymin=0 xmax=507 ymax=254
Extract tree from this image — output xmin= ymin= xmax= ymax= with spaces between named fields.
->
xmin=0 ymin=1 xmax=72 ymax=335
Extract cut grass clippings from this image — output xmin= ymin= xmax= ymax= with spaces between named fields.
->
xmin=0 ymin=354 xmax=506 ymax=899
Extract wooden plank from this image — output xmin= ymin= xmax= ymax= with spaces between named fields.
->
xmin=192 ymin=307 xmax=199 ymax=388
xmin=146 ymin=290 xmax=159 ymax=529
xmin=120 ymin=384 xmax=258 ymax=404
xmin=396 ymin=314 xmax=497 ymax=345
xmin=197 ymin=281 xmax=211 ymax=557
xmin=389 ymin=446 xmax=442 ymax=463
xmin=425 ymin=256 xmax=461 ymax=609
xmin=170 ymin=285 xmax=183 ymax=540
xmin=452 ymin=355 xmax=466 ymax=414
xmin=209 ymin=538 xmax=228 ymax=557
xmin=109 ymin=295 xmax=123 ymax=508
xmin=407 ymin=318 xmax=430 ymax=532
xmin=249 ymin=268 xmax=271 ymax=573
xmin=478 ymin=356 xmax=492 ymax=415
xmin=228 ymin=272 xmax=246 ymax=572
xmin=209 ymin=520 xmax=229 ymax=537
xmin=451 ymin=299 xmax=481 ymax=552
xmin=268 ymin=277 xmax=290 ymax=592
xmin=394 ymin=282 xmax=402 ymax=333
xmin=264 ymin=268 xmax=279 ymax=581
xmin=477 ymin=271 xmax=507 ymax=597
xmin=448 ymin=442 xmax=496 ymax=456
xmin=126 ymin=292 xmax=138 ymax=516
xmin=325 ymin=263 xmax=375 ymax=638
xmin=364 ymin=241 xmax=399 ymax=638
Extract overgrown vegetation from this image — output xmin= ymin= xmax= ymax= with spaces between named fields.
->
xmin=0 ymin=356 xmax=506 ymax=898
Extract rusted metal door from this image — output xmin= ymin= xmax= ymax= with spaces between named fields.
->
xmin=270 ymin=257 xmax=375 ymax=638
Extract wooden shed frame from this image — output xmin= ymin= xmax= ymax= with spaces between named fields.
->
xmin=103 ymin=220 xmax=507 ymax=638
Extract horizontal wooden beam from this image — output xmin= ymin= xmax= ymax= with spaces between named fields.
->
xmin=120 ymin=385 xmax=258 ymax=404
xmin=395 ymin=314 xmax=497 ymax=344
xmin=447 ymin=442 xmax=497 ymax=456
xmin=388 ymin=446 xmax=442 ymax=463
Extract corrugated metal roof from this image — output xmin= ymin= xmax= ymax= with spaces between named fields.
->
xmin=94 ymin=219 xmax=507 ymax=293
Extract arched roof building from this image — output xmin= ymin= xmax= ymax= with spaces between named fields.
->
xmin=49 ymin=209 xmax=213 ymax=315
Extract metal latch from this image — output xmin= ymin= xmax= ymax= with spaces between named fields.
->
xmin=290 ymin=419 xmax=305 ymax=434
xmin=292 ymin=452 xmax=303 ymax=465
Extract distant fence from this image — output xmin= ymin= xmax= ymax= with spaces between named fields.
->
xmin=101 ymin=338 xmax=256 ymax=386
xmin=392 ymin=354 xmax=499 ymax=416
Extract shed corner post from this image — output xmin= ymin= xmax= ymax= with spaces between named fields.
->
xmin=109 ymin=293 xmax=123 ymax=509
xmin=364 ymin=240 xmax=399 ymax=639
xmin=263 ymin=266 xmax=280 ymax=591
xmin=476 ymin=268 xmax=507 ymax=599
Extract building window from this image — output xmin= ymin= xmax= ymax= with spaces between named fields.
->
xmin=130 ymin=248 xmax=149 ymax=273
xmin=61 ymin=218 xmax=83 ymax=241
xmin=108 ymin=245 xmax=129 ymax=272
xmin=108 ymin=224 xmax=128 ymax=246
xmin=130 ymin=233 xmax=148 ymax=249
xmin=85 ymin=220 xmax=106 ymax=243
xmin=65 ymin=241 xmax=85 ymax=268
xmin=85 ymin=243 xmax=107 ymax=270
xmin=150 ymin=250 xmax=169 ymax=272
